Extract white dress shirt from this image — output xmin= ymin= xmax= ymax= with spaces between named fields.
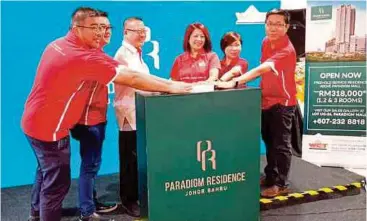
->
xmin=113 ymin=41 xmax=150 ymax=131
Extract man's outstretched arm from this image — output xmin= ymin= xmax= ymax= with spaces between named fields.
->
xmin=113 ymin=66 xmax=192 ymax=94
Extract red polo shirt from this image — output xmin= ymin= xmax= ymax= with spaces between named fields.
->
xmin=21 ymin=32 xmax=121 ymax=141
xmin=78 ymin=82 xmax=108 ymax=126
xmin=260 ymin=35 xmax=297 ymax=110
xmin=219 ymin=57 xmax=249 ymax=78
xmin=170 ymin=51 xmax=221 ymax=83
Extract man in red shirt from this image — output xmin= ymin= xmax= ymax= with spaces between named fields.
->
xmin=69 ymin=11 xmax=118 ymax=221
xmin=23 ymin=7 xmax=190 ymax=221
xmin=220 ymin=9 xmax=297 ymax=198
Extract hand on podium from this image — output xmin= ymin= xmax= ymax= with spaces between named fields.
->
xmin=191 ymin=81 xmax=215 ymax=93
xmin=168 ymin=82 xmax=192 ymax=94
xmin=214 ymin=80 xmax=236 ymax=89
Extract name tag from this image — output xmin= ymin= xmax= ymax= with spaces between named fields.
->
xmin=198 ymin=61 xmax=206 ymax=67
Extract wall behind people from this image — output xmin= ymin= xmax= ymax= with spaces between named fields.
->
xmin=1 ymin=1 xmax=280 ymax=187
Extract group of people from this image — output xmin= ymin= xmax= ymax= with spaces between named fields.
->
xmin=22 ymin=6 xmax=298 ymax=221
xmin=170 ymin=23 xmax=248 ymax=83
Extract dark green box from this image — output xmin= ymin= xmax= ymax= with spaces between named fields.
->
xmin=136 ymin=88 xmax=261 ymax=221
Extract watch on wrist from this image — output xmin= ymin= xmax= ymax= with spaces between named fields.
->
xmin=234 ymin=81 xmax=239 ymax=88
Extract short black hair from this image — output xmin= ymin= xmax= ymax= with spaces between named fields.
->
xmin=123 ymin=17 xmax=143 ymax=29
xmin=71 ymin=7 xmax=108 ymax=26
xmin=265 ymin=9 xmax=290 ymax=24
xmin=98 ymin=10 xmax=108 ymax=17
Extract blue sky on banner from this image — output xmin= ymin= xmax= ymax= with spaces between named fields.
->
xmin=306 ymin=1 xmax=366 ymax=52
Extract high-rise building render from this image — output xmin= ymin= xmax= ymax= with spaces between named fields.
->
xmin=335 ymin=4 xmax=356 ymax=53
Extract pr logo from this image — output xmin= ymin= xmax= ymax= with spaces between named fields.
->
xmin=144 ymin=26 xmax=160 ymax=69
xmin=197 ymin=140 xmax=216 ymax=171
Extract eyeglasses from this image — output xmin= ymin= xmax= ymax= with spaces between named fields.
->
xmin=76 ymin=25 xmax=113 ymax=33
xmin=126 ymin=28 xmax=147 ymax=35
xmin=266 ymin=22 xmax=286 ymax=28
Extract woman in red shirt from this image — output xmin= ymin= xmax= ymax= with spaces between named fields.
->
xmin=219 ymin=32 xmax=248 ymax=85
xmin=170 ymin=22 xmax=221 ymax=83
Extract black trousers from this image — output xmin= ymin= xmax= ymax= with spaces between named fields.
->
xmin=26 ymin=135 xmax=71 ymax=221
xmin=119 ymin=130 xmax=138 ymax=203
xmin=291 ymin=103 xmax=303 ymax=157
xmin=70 ymin=122 xmax=106 ymax=216
xmin=261 ymin=104 xmax=296 ymax=187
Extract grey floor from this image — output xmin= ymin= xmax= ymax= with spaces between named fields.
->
xmin=1 ymin=157 xmax=366 ymax=221
xmin=260 ymin=157 xmax=366 ymax=221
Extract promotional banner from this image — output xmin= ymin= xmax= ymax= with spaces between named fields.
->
xmin=303 ymin=1 xmax=366 ymax=169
